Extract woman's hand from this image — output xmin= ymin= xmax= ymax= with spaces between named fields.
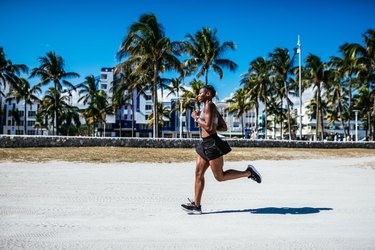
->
xmin=191 ymin=110 xmax=199 ymax=120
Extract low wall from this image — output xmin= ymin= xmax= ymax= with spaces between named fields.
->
xmin=0 ymin=135 xmax=374 ymax=149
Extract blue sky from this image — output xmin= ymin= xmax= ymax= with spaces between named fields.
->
xmin=1 ymin=0 xmax=375 ymax=100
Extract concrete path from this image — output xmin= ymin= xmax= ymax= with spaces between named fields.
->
xmin=1 ymin=157 xmax=375 ymax=249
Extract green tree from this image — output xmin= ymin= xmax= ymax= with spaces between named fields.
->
xmin=330 ymin=43 xmax=362 ymax=138
xmin=183 ymin=27 xmax=237 ymax=85
xmin=117 ymin=13 xmax=181 ymax=138
xmin=304 ymin=54 xmax=330 ymax=140
xmin=224 ymin=88 xmax=253 ymax=138
xmin=30 ymin=51 xmax=79 ymax=135
xmin=244 ymin=57 xmax=272 ymax=139
xmin=7 ymin=77 xmax=41 ymax=134
xmin=349 ymin=29 xmax=375 ymax=140
xmin=39 ymin=87 xmax=70 ymax=135
xmin=0 ymin=47 xmax=28 ymax=94
xmin=147 ymin=102 xmax=170 ymax=137
xmin=269 ymin=48 xmax=297 ymax=140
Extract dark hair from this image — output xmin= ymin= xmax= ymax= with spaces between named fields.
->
xmin=201 ymin=85 xmax=216 ymax=98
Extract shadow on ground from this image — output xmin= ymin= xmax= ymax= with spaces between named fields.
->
xmin=204 ymin=207 xmax=333 ymax=215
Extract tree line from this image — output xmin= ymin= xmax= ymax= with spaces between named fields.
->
xmin=0 ymin=13 xmax=374 ymax=140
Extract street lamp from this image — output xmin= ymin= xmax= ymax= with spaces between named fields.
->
xmin=353 ymin=110 xmax=359 ymax=141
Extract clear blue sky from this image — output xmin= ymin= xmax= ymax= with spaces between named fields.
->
xmin=1 ymin=0 xmax=374 ymax=100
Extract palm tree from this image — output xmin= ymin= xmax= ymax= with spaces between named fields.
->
xmin=39 ymin=87 xmax=70 ymax=135
xmin=269 ymin=48 xmax=297 ymax=140
xmin=324 ymin=68 xmax=348 ymax=139
xmin=350 ymin=29 xmax=375 ymax=140
xmin=147 ymin=102 xmax=170 ymax=137
xmin=0 ymin=47 xmax=28 ymax=92
xmin=167 ymin=77 xmax=188 ymax=137
xmin=34 ymin=111 xmax=46 ymax=135
xmin=0 ymin=47 xmax=28 ymax=132
xmin=60 ymin=106 xmax=81 ymax=136
xmin=10 ymin=108 xmax=21 ymax=134
xmin=117 ymin=13 xmax=181 ymax=138
xmin=330 ymin=43 xmax=361 ymax=138
xmin=244 ymin=57 xmax=272 ymax=139
xmin=224 ymin=88 xmax=253 ymax=138
xmin=77 ymin=75 xmax=99 ymax=106
xmin=30 ymin=51 xmax=79 ymax=135
xmin=82 ymin=90 xmax=112 ymax=137
xmin=7 ymin=77 xmax=41 ymax=134
xmin=304 ymin=54 xmax=329 ymax=140
xmin=353 ymin=87 xmax=372 ymax=138
xmin=183 ymin=27 xmax=238 ymax=85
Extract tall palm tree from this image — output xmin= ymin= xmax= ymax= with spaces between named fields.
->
xmin=324 ymin=67 xmax=348 ymax=139
xmin=0 ymin=47 xmax=28 ymax=132
xmin=244 ymin=57 xmax=272 ymax=139
xmin=183 ymin=27 xmax=238 ymax=85
xmin=353 ymin=87 xmax=372 ymax=138
xmin=349 ymin=29 xmax=375 ymax=140
xmin=304 ymin=54 xmax=329 ymax=140
xmin=224 ymin=88 xmax=253 ymax=138
xmin=117 ymin=13 xmax=181 ymax=138
xmin=269 ymin=48 xmax=296 ymax=140
xmin=7 ymin=77 xmax=41 ymax=134
xmin=330 ymin=43 xmax=361 ymax=138
xmin=30 ymin=51 xmax=79 ymax=135
xmin=167 ymin=75 xmax=185 ymax=136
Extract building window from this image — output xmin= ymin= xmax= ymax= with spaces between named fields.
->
xmin=18 ymin=111 xmax=24 ymax=117
xmin=101 ymin=74 xmax=107 ymax=80
xmin=101 ymin=84 xmax=107 ymax=90
xmin=145 ymin=105 xmax=152 ymax=111
xmin=16 ymin=130 xmax=23 ymax=135
xmin=28 ymin=121 xmax=35 ymax=126
xmin=27 ymin=130 xmax=35 ymax=135
xmin=7 ymin=120 xmax=11 ymax=126
xmin=163 ymin=121 xmax=170 ymax=128
xmin=145 ymin=95 xmax=152 ymax=101
xmin=28 ymin=111 xmax=36 ymax=117
xmin=145 ymin=115 xmax=149 ymax=120
xmin=7 ymin=130 xmax=11 ymax=135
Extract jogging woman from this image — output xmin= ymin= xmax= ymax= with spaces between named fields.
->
xmin=181 ymin=85 xmax=262 ymax=214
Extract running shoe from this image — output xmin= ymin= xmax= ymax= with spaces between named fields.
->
xmin=247 ymin=165 xmax=262 ymax=183
xmin=181 ymin=198 xmax=202 ymax=215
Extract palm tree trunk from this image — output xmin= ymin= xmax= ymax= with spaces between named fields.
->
xmin=280 ymin=99 xmax=283 ymax=139
xmin=338 ymin=102 xmax=346 ymax=140
xmin=321 ymin=105 xmax=324 ymax=140
xmin=205 ymin=69 xmax=208 ymax=85
xmin=264 ymin=103 xmax=268 ymax=139
xmin=153 ymin=66 xmax=159 ymax=138
xmin=24 ymin=101 xmax=27 ymax=135
xmin=347 ymin=80 xmax=352 ymax=138
xmin=241 ymin=113 xmax=244 ymax=138
xmin=316 ymin=88 xmax=320 ymax=141
xmin=132 ymin=94 xmax=135 ymax=137
xmin=287 ymin=102 xmax=291 ymax=141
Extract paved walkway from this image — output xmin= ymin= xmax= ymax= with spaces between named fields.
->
xmin=1 ymin=157 xmax=375 ymax=249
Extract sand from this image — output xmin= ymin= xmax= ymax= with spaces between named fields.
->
xmin=1 ymin=156 xmax=375 ymax=249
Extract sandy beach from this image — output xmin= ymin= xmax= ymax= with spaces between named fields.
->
xmin=1 ymin=156 xmax=375 ymax=249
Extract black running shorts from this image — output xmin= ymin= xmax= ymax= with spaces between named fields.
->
xmin=195 ymin=133 xmax=232 ymax=161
